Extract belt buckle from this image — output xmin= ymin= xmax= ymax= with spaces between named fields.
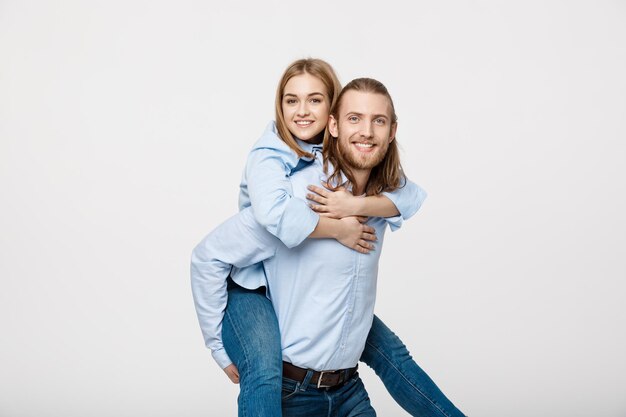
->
xmin=316 ymin=370 xmax=330 ymax=389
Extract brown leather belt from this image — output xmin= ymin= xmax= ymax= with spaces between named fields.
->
xmin=282 ymin=361 xmax=358 ymax=389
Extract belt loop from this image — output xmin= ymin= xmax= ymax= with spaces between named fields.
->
xmin=300 ymin=369 xmax=314 ymax=391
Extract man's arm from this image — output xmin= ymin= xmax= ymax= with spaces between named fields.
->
xmin=190 ymin=207 xmax=279 ymax=369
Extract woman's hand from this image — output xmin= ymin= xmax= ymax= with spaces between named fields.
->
xmin=307 ymin=184 xmax=360 ymax=219
xmin=336 ymin=216 xmax=377 ymax=254
xmin=223 ymin=363 xmax=240 ymax=384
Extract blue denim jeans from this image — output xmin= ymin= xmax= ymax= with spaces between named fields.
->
xmin=222 ymin=280 xmax=465 ymax=417
xmin=281 ymin=372 xmax=375 ymax=417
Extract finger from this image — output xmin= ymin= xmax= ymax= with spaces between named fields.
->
xmin=353 ymin=244 xmax=370 ymax=254
xmin=356 ymin=216 xmax=368 ymax=223
xmin=358 ymin=239 xmax=375 ymax=251
xmin=362 ymin=225 xmax=376 ymax=235
xmin=361 ymin=232 xmax=377 ymax=242
xmin=225 ymin=370 xmax=239 ymax=384
xmin=309 ymin=203 xmax=328 ymax=213
xmin=306 ymin=193 xmax=327 ymax=205
xmin=307 ymin=184 xmax=330 ymax=198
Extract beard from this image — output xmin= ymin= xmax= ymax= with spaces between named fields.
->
xmin=338 ymin=136 xmax=389 ymax=170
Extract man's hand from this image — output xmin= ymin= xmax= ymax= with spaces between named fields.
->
xmin=223 ymin=364 xmax=240 ymax=384
xmin=336 ymin=216 xmax=377 ymax=254
xmin=307 ymin=184 xmax=359 ymax=219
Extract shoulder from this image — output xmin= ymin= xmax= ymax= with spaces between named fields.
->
xmin=247 ymin=121 xmax=300 ymax=169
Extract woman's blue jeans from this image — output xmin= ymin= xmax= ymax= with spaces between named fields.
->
xmin=221 ymin=280 xmax=465 ymax=417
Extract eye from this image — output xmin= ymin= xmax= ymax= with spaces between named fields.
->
xmin=284 ymin=98 xmax=297 ymax=105
xmin=310 ymin=98 xmax=322 ymax=104
xmin=348 ymin=115 xmax=359 ymax=123
xmin=374 ymin=118 xmax=386 ymax=125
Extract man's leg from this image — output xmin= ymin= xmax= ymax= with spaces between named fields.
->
xmin=360 ymin=315 xmax=465 ymax=417
xmin=222 ymin=280 xmax=283 ymax=417
xmin=336 ymin=375 xmax=377 ymax=417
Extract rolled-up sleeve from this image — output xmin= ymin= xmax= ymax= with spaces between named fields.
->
xmin=382 ymin=177 xmax=428 ymax=231
xmin=190 ymin=208 xmax=279 ymax=369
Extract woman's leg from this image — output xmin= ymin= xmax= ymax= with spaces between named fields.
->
xmin=222 ymin=279 xmax=283 ymax=417
xmin=360 ymin=315 xmax=465 ymax=417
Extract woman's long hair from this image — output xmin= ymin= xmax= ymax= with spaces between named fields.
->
xmin=274 ymin=58 xmax=341 ymax=159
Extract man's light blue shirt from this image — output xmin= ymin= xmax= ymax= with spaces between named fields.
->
xmin=191 ymin=151 xmax=427 ymax=370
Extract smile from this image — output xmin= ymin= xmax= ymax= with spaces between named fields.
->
xmin=295 ymin=120 xmax=313 ymax=126
xmin=352 ymin=142 xmax=375 ymax=153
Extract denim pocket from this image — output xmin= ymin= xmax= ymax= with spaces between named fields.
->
xmin=281 ymin=381 xmax=301 ymax=400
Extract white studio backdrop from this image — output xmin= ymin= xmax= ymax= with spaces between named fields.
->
xmin=1 ymin=1 xmax=625 ymax=416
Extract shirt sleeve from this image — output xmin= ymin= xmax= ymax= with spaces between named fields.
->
xmin=245 ymin=148 xmax=319 ymax=248
xmin=190 ymin=208 xmax=279 ymax=369
xmin=381 ymin=176 xmax=428 ymax=232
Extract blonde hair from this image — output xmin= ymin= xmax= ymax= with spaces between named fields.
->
xmin=323 ymin=78 xmax=406 ymax=196
xmin=274 ymin=58 xmax=341 ymax=158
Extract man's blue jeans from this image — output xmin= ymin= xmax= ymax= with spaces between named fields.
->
xmin=281 ymin=372 xmax=375 ymax=417
xmin=221 ymin=280 xmax=465 ymax=417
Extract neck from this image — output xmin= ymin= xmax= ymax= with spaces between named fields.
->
xmin=294 ymin=130 xmax=324 ymax=145
xmin=350 ymin=168 xmax=371 ymax=196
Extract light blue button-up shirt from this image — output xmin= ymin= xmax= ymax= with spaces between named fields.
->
xmin=191 ymin=121 xmax=427 ymax=368
xmin=232 ymin=122 xmax=423 ymax=291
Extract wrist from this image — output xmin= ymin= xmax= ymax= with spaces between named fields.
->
xmin=353 ymin=197 xmax=366 ymax=217
xmin=331 ymin=218 xmax=343 ymax=239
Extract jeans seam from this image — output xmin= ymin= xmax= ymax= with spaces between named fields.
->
xmin=225 ymin=307 xmax=251 ymax=417
xmin=365 ymin=340 xmax=450 ymax=417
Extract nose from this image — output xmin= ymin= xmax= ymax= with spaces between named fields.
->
xmin=360 ymin=122 xmax=373 ymax=138
xmin=296 ymin=101 xmax=309 ymax=117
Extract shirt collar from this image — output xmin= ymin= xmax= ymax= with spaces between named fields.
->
xmin=295 ymin=138 xmax=323 ymax=160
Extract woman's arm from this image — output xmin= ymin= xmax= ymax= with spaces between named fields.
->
xmin=190 ymin=208 xmax=279 ymax=370
xmin=306 ymin=185 xmax=401 ymax=218
xmin=244 ymin=130 xmax=376 ymax=251
xmin=310 ymin=216 xmax=377 ymax=254
xmin=306 ymin=177 xmax=427 ymax=231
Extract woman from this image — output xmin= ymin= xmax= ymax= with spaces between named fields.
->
xmin=192 ymin=58 xmax=464 ymax=416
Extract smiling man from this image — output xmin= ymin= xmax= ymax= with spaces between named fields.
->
xmin=192 ymin=78 xmax=431 ymax=416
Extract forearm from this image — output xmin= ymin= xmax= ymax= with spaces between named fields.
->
xmin=190 ymin=208 xmax=279 ymax=368
xmin=353 ymin=195 xmax=400 ymax=218
xmin=190 ymin=244 xmax=234 ymax=369
xmin=308 ymin=216 xmax=341 ymax=239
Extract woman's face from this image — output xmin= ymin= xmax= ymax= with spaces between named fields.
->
xmin=281 ymin=73 xmax=330 ymax=142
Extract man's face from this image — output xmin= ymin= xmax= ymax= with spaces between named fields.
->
xmin=328 ymin=90 xmax=397 ymax=171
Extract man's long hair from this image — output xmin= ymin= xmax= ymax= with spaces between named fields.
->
xmin=323 ymin=78 xmax=407 ymax=196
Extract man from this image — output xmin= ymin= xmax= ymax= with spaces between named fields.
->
xmin=193 ymin=78 xmax=422 ymax=416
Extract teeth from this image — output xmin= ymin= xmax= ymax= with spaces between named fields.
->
xmin=355 ymin=143 xmax=373 ymax=148
xmin=296 ymin=121 xmax=312 ymax=126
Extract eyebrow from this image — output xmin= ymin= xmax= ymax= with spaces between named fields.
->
xmin=283 ymin=92 xmax=326 ymax=98
xmin=346 ymin=112 xmax=389 ymax=120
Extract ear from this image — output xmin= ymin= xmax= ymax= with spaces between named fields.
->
xmin=328 ymin=115 xmax=339 ymax=138
xmin=389 ymin=122 xmax=397 ymax=143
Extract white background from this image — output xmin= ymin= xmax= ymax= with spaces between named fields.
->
xmin=1 ymin=1 xmax=625 ymax=416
